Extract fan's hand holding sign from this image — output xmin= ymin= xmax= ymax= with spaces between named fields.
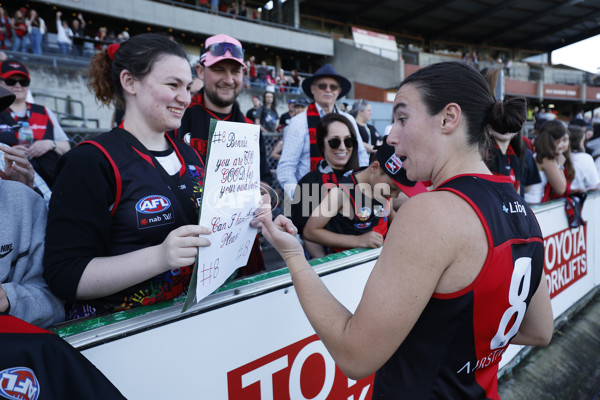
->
xmin=183 ymin=120 xmax=261 ymax=311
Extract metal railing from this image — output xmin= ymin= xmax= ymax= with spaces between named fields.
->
xmin=33 ymin=92 xmax=100 ymax=129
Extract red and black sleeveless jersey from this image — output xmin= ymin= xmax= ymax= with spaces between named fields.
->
xmin=373 ymin=174 xmax=544 ymax=400
xmin=327 ymin=169 xmax=390 ymax=252
xmin=68 ymin=128 xmax=205 ymax=318
xmin=487 ymin=144 xmax=522 ymax=191
xmin=0 ymin=103 xmax=55 ymax=145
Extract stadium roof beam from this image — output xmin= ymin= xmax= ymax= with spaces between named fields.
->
xmin=384 ymin=0 xmax=459 ymax=30
xmin=428 ymin=0 xmax=520 ymax=40
xmin=544 ymin=24 xmax=600 ymax=53
xmin=342 ymin=0 xmax=389 ymax=21
xmin=477 ymin=0 xmax=585 ymax=45
xmin=509 ymin=9 xmax=600 ymax=49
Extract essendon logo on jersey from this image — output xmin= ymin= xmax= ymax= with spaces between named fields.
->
xmin=385 ymin=154 xmax=402 ymax=175
xmin=135 ymin=195 xmax=172 ymax=214
xmin=0 ymin=367 xmax=40 ymax=400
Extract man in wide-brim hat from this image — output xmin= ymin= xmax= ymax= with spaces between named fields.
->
xmin=277 ymin=64 xmax=369 ymax=199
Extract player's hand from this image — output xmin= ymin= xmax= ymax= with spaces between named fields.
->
xmin=160 ymin=225 xmax=211 ymax=270
xmin=357 ymin=231 xmax=384 ymax=249
xmin=252 ymin=195 xmax=303 ymax=262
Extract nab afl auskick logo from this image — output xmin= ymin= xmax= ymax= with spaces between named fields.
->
xmin=0 ymin=367 xmax=40 ymax=400
xmin=136 ymin=195 xmax=171 ymax=214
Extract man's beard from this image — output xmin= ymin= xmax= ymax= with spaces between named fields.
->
xmin=205 ymin=86 xmax=239 ymax=109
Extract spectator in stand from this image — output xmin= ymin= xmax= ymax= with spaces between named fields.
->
xmin=94 ymin=26 xmax=108 ymax=53
xmin=11 ymin=8 xmax=28 ymax=53
xmin=107 ymin=30 xmax=117 ymax=44
xmin=117 ymin=30 xmax=130 ymax=43
xmin=277 ymin=63 xmax=369 ymax=199
xmin=256 ymin=91 xmax=278 ymax=134
xmin=227 ymin=2 xmax=238 ymax=15
xmin=44 ymin=34 xmax=211 ymax=320
xmin=246 ymin=95 xmax=261 ymax=122
xmin=257 ymin=60 xmax=268 ymax=88
xmin=569 ymin=110 xmax=587 ymax=127
xmin=0 ymin=85 xmax=64 ymax=328
xmin=290 ymin=113 xmax=360 ymax=258
xmin=211 ymin=0 xmax=219 ymax=13
xmin=265 ymin=68 xmax=276 ymax=92
xmin=568 ymin=124 xmax=600 ymax=192
xmin=350 ymin=99 xmax=382 ymax=154
xmin=276 ymin=68 xmax=288 ymax=93
xmin=0 ymin=60 xmax=71 ymax=188
xmin=55 ymin=11 xmax=73 ymax=55
xmin=247 ymin=55 xmax=257 ymax=85
xmin=25 ymin=9 xmax=46 ymax=55
xmin=271 ymin=97 xmax=310 ymax=161
xmin=525 ymin=120 xmax=575 ymax=204
xmin=289 ymin=69 xmax=301 ymax=93
xmin=0 ymin=7 xmax=10 ymax=50
xmin=238 ymin=0 xmax=248 ymax=17
xmin=71 ymin=13 xmax=86 ymax=56
xmin=278 ymin=98 xmax=296 ymax=133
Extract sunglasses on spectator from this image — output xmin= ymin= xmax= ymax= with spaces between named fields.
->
xmin=327 ymin=137 xmax=354 ymax=149
xmin=208 ymin=42 xmax=244 ymax=59
xmin=314 ymin=83 xmax=340 ymax=91
xmin=2 ymin=78 xmax=30 ymax=87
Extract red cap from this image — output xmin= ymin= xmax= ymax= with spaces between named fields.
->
xmin=0 ymin=60 xmax=30 ymax=80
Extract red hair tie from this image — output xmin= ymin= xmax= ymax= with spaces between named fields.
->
xmin=107 ymin=43 xmax=120 ymax=61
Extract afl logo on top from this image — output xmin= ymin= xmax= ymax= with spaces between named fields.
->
xmin=136 ymin=195 xmax=172 ymax=214
xmin=0 ymin=367 xmax=40 ymax=400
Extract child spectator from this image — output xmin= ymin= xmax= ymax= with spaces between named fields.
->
xmin=525 ymin=120 xmax=574 ymax=204
xmin=303 ymin=137 xmax=407 ymax=254
xmin=568 ymin=124 xmax=600 ymax=191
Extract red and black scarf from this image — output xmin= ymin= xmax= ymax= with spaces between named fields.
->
xmin=307 ymin=102 xmax=323 ymax=171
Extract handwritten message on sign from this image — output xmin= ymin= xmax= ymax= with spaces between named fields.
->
xmin=183 ymin=119 xmax=261 ymax=312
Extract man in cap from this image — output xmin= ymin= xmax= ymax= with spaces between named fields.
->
xmin=0 ymin=60 xmax=70 ymax=188
xmin=173 ymin=33 xmax=272 ymax=188
xmin=277 ymin=64 xmax=368 ymax=199
xmin=172 ymin=34 xmax=271 ymax=275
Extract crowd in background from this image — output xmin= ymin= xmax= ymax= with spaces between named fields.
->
xmin=0 ymin=26 xmax=599 ymax=332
